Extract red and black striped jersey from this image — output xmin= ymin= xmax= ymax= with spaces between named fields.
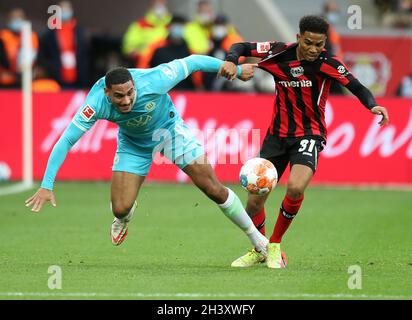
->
xmin=226 ymin=41 xmax=377 ymax=141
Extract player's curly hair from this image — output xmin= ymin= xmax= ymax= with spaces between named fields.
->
xmin=299 ymin=15 xmax=329 ymax=35
xmin=105 ymin=67 xmax=133 ymax=88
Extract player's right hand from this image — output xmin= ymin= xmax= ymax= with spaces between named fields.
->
xmin=25 ymin=188 xmax=56 ymax=213
xmin=371 ymin=106 xmax=389 ymax=126
xmin=218 ymin=61 xmax=238 ymax=80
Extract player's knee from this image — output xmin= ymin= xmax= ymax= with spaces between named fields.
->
xmin=111 ymin=201 xmax=134 ymax=218
xmin=286 ymin=184 xmax=304 ymax=199
xmin=286 ymin=180 xmax=306 ymax=199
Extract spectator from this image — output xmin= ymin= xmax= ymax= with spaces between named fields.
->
xmin=210 ymin=14 xmax=243 ymax=58
xmin=184 ymin=0 xmax=216 ymax=54
xmin=322 ymin=1 xmax=344 ymax=94
xmin=375 ymin=0 xmax=398 ymax=14
xmin=38 ymin=1 xmax=90 ymax=88
xmin=139 ymin=15 xmax=195 ymax=90
xmin=122 ymin=0 xmax=172 ymax=67
xmin=397 ymin=73 xmax=412 ymax=97
xmin=0 ymin=8 xmax=38 ymax=87
xmin=203 ymin=14 xmax=246 ymax=91
xmin=380 ymin=0 xmax=412 ymax=28
xmin=32 ymin=62 xmax=61 ymax=92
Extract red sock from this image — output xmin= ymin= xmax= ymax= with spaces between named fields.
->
xmin=251 ymin=208 xmax=266 ymax=236
xmin=270 ymin=194 xmax=304 ymax=243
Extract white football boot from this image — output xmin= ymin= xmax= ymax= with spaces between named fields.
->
xmin=111 ymin=201 xmax=137 ymax=246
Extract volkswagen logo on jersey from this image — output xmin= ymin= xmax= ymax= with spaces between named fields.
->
xmin=290 ymin=66 xmax=304 ymax=78
xmin=126 ymin=115 xmax=152 ymax=127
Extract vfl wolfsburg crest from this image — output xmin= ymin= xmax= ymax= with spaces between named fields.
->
xmin=290 ymin=66 xmax=304 ymax=78
xmin=145 ymin=101 xmax=156 ymax=112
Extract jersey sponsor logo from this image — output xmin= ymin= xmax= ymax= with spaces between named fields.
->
xmin=126 ymin=115 xmax=152 ymax=127
xmin=80 ymin=105 xmax=95 ymax=121
xmin=278 ymin=80 xmax=313 ymax=88
xmin=256 ymin=42 xmax=271 ymax=53
xmin=290 ymin=66 xmax=304 ymax=78
xmin=145 ymin=101 xmax=156 ymax=112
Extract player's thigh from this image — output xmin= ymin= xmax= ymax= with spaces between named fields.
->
xmin=287 ymin=137 xmax=323 ymax=196
xmin=162 ymin=119 xmax=205 ymax=170
xmin=287 ymin=164 xmax=313 ymax=195
xmin=288 ymin=136 xmax=323 ymax=174
xmin=111 ymin=171 xmax=145 ymax=212
xmin=164 ymin=121 xmax=227 ymax=201
xmin=182 ymin=154 xmax=227 ymax=203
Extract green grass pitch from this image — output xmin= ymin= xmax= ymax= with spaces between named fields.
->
xmin=0 ymin=182 xmax=411 ymax=300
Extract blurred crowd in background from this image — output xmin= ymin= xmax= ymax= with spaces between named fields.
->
xmin=1 ymin=0 xmax=412 ymax=96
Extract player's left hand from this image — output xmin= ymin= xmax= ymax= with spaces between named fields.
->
xmin=239 ymin=64 xmax=258 ymax=81
xmin=25 ymin=188 xmax=56 ymax=213
xmin=371 ymin=106 xmax=389 ymax=126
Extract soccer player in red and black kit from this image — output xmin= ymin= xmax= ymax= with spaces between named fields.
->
xmin=219 ymin=15 xmax=389 ymax=269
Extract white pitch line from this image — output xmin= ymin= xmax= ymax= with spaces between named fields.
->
xmin=0 ymin=292 xmax=411 ymax=299
xmin=0 ymin=182 xmax=35 ymax=196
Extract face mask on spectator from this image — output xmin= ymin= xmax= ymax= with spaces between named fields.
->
xmin=326 ymin=12 xmax=340 ymax=25
xmin=8 ymin=18 xmax=24 ymax=32
xmin=61 ymin=9 xmax=73 ymax=22
xmin=212 ymin=25 xmax=228 ymax=40
xmin=153 ymin=4 xmax=168 ymax=18
xmin=169 ymin=24 xmax=184 ymax=40
xmin=198 ymin=13 xmax=213 ymax=25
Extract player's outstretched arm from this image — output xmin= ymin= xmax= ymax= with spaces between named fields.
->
xmin=219 ymin=41 xmax=267 ymax=80
xmin=152 ymin=55 xmax=243 ymax=94
xmin=346 ymin=79 xmax=390 ymax=126
xmin=320 ymin=57 xmax=390 ymax=126
xmin=24 ymin=122 xmax=86 ymax=212
xmin=371 ymin=105 xmax=389 ymax=126
xmin=25 ymin=188 xmax=56 ymax=213
xmin=184 ymin=55 xmax=258 ymax=81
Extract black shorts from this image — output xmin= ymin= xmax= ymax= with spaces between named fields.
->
xmin=259 ymin=132 xmax=325 ymax=180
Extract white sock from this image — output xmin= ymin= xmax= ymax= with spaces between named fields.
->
xmin=218 ymin=188 xmax=268 ymax=253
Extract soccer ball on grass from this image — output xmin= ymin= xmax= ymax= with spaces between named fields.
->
xmin=239 ymin=157 xmax=278 ymax=195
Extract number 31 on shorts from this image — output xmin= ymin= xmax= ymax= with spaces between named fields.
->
xmin=298 ymin=139 xmax=316 ymax=153
xmin=298 ymin=138 xmax=319 ymax=170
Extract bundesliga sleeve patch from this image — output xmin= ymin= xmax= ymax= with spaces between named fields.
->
xmin=80 ymin=105 xmax=96 ymax=121
xmin=256 ymin=42 xmax=271 ymax=53
xmin=337 ymin=65 xmax=349 ymax=76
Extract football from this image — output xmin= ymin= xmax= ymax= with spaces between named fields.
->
xmin=239 ymin=157 xmax=278 ymax=195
